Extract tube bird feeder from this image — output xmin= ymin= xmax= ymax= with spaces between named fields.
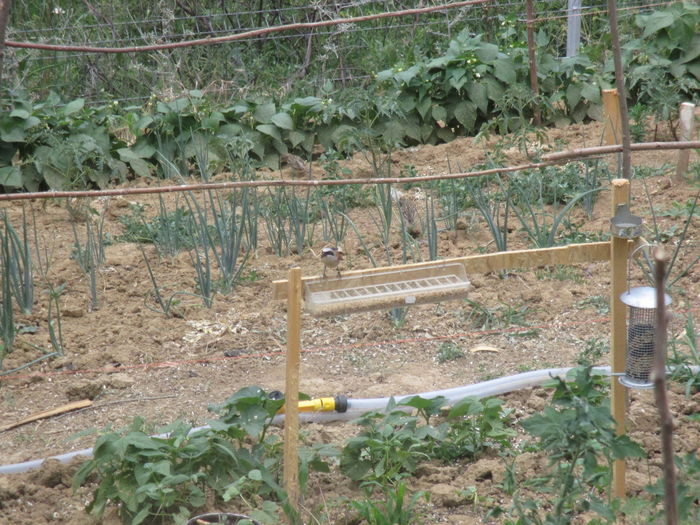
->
xmin=619 ymin=286 xmax=671 ymax=389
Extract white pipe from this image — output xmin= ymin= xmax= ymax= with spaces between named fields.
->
xmin=2 ymin=365 xmax=696 ymax=475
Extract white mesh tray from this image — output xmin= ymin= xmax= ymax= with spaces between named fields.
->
xmin=304 ymin=262 xmax=471 ymax=317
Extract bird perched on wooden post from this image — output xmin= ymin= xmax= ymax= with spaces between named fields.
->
xmin=281 ymin=153 xmax=310 ymax=178
xmin=321 ymin=246 xmax=344 ymax=278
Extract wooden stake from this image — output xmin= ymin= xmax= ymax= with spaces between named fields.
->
xmin=272 ymin=242 xmax=610 ymax=301
xmin=0 ymin=399 xmax=92 ymax=432
xmin=606 ymin=0 xmax=632 ymax=180
xmin=283 ymin=267 xmax=302 ymax=518
xmin=603 ymin=89 xmax=622 ymax=145
xmin=610 ymin=178 xmax=630 ymax=499
xmin=675 ymin=102 xmax=696 ymax=181
xmin=525 ymin=0 xmax=541 ymax=126
xmin=652 ymin=249 xmax=677 ymax=525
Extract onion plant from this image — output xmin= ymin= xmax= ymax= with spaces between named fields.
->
xmin=261 ymin=186 xmax=316 ymax=257
xmin=0 ymin=231 xmax=15 ymax=366
xmin=70 ymin=211 xmax=107 ymax=311
xmin=2 ymin=209 xmax=33 ymax=314
xmin=466 ymin=175 xmax=510 ymax=252
xmin=184 ymin=187 xmax=252 ymax=306
xmin=641 ymin=186 xmax=700 ymax=289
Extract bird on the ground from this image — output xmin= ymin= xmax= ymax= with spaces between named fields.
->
xmin=321 ymin=246 xmax=344 ymax=278
xmin=281 ymin=153 xmax=310 ymax=178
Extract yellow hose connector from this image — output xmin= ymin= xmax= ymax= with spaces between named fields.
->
xmin=276 ymin=395 xmax=348 ymax=414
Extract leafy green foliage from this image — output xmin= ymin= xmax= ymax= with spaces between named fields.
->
xmin=624 ymin=2 xmax=700 ymax=126
xmin=433 ymin=397 xmax=516 ymax=462
xmin=340 ymin=400 xmax=434 ymax=485
xmin=506 ymin=367 xmax=646 ymax=524
xmin=0 ymin=92 xmax=131 ymax=191
xmin=644 ymin=452 xmax=700 ymax=524
xmin=118 ymin=200 xmax=198 ymax=257
xmin=340 ymin=394 xmax=515 ymax=485
xmin=74 ymin=386 xmax=332 ymax=525
xmin=668 ymin=313 xmax=700 ymax=395
xmin=2 ymin=3 xmax=698 ymax=192
xmin=436 ymin=341 xmax=465 ymax=363
xmin=347 ymin=482 xmax=428 ymax=525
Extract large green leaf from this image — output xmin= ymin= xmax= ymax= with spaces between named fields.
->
xmin=134 ymin=115 xmax=154 ymax=132
xmin=416 ymin=97 xmax=432 ymax=119
xmin=454 ymin=101 xmax=476 ymax=130
xmin=398 ymin=94 xmax=417 ymax=113
xmin=0 ymin=165 xmax=21 ymax=188
xmin=271 ymin=112 xmax=294 ymax=130
xmin=469 ymin=82 xmax=489 ymax=113
xmin=0 ymin=120 xmax=25 ymax=142
xmin=396 ymin=65 xmax=421 ymax=84
xmin=21 ymin=164 xmax=41 ymax=192
xmin=288 ymin=130 xmax=307 ymax=147
xmin=431 ymin=104 xmax=447 ymax=124
xmin=256 ymin=124 xmax=281 ymax=142
xmin=436 ymin=127 xmax=455 ymax=142
xmin=117 ymin=148 xmax=153 ymax=177
xmin=63 ymin=98 xmax=85 ymax=116
xmin=474 ymin=41 xmax=499 ymax=63
xmin=580 ymin=83 xmax=600 ymax=104
xmin=566 ymin=83 xmax=582 ymax=108
xmin=253 ymin=103 xmax=276 ymax=124
xmin=493 ymin=58 xmax=516 ymax=84
xmin=639 ymin=11 xmax=675 ymax=38
xmin=0 ymin=142 xmax=16 ymax=164
xmin=381 ymin=120 xmax=405 ymax=145
xmin=9 ymin=109 xmax=29 ymax=119
xmin=402 ymin=117 xmax=422 ymax=142
xmin=485 ymin=77 xmax=504 ymax=102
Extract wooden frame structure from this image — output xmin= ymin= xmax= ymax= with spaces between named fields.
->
xmin=273 ymin=179 xmax=633 ymax=515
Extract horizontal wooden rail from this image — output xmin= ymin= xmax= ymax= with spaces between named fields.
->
xmin=272 ymin=241 xmax=611 ymax=301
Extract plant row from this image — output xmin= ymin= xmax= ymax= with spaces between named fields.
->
xmin=0 ymin=3 xmax=697 ymax=192
xmin=73 ymin=367 xmax=700 ymax=524
xmin=3 ymin=157 xmax=699 ymax=368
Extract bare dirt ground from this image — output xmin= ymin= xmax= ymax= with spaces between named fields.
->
xmin=0 ymin=119 xmax=699 ymax=524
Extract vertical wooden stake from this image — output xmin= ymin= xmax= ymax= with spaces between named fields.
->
xmin=525 ymin=0 xmax=541 ymax=126
xmin=676 ymin=102 xmax=696 ymax=181
xmin=606 ymin=0 xmax=632 ymax=180
xmin=611 ymin=178 xmax=630 ymax=499
xmin=603 ymin=89 xmax=622 ymax=145
xmin=283 ymin=267 xmax=302 ymax=518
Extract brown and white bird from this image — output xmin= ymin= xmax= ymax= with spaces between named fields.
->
xmin=321 ymin=246 xmax=344 ymax=278
xmin=281 ymin=153 xmax=310 ymax=178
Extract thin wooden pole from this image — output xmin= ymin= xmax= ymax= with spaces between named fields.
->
xmin=283 ymin=267 xmax=302 ymax=518
xmin=652 ymin=249 xmax=677 ymax=525
xmin=272 ymin=242 xmax=610 ymax=300
xmin=676 ymin=102 xmax=696 ymax=181
xmin=525 ymin=0 xmax=541 ymax=126
xmin=603 ymin=89 xmax=622 ymax=146
xmin=611 ymin=178 xmax=630 ymax=499
xmin=0 ymin=0 xmax=13 ymax=87
xmin=606 ymin=0 xmax=632 ymax=179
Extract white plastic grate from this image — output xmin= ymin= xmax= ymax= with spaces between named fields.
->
xmin=303 ymin=262 xmax=471 ymax=317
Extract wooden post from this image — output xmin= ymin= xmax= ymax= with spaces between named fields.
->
xmin=603 ymin=89 xmax=622 ymax=145
xmin=676 ymin=102 xmax=696 ymax=181
xmin=283 ymin=267 xmax=302 ymax=517
xmin=525 ymin=0 xmax=541 ymax=126
xmin=606 ymin=0 xmax=632 ymax=180
xmin=0 ymin=0 xmax=13 ymax=86
xmin=611 ymin=178 xmax=630 ymax=499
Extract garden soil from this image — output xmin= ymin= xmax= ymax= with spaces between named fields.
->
xmin=0 ymin=119 xmax=699 ymax=524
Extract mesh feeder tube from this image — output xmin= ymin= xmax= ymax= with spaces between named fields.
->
xmin=619 ymin=286 xmax=671 ymax=389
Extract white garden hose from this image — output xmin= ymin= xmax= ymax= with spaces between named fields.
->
xmin=1 ymin=365 xmax=696 ymax=475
